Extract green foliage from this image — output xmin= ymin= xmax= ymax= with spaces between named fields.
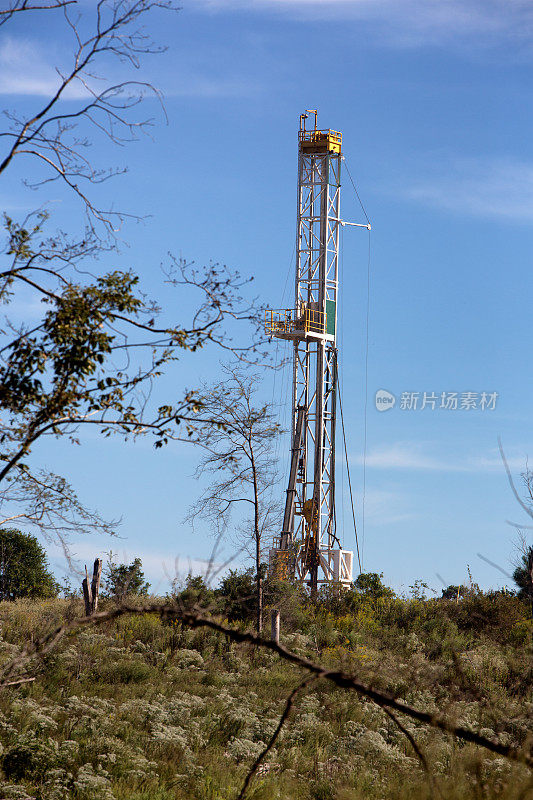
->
xmin=103 ymin=554 xmax=150 ymax=600
xmin=172 ymin=574 xmax=215 ymax=608
xmin=0 ymin=528 xmax=58 ymax=601
xmin=441 ymin=584 xmax=468 ymax=599
xmin=3 ymin=270 xmax=141 ymax=417
xmin=2 ymin=738 xmax=58 ymax=782
xmin=215 ymin=568 xmax=256 ymax=623
xmin=0 ymin=214 xmax=146 ymax=431
xmin=0 ymin=211 xmax=259 ymax=488
xmin=98 ymin=657 xmax=152 ymax=684
xmin=446 ymin=588 xmax=527 ymax=643
xmin=354 ymin=572 xmax=395 ymax=600
xmin=311 ymin=779 xmax=336 ymax=800
xmin=513 ymin=546 xmax=533 ymax=602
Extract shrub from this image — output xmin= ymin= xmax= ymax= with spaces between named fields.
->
xmin=98 ymin=657 xmax=151 ymax=684
xmin=175 ymin=649 xmax=205 ymax=669
xmin=172 ymin=575 xmax=215 ymax=608
xmin=0 ymin=529 xmax=58 ymax=601
xmin=2 ymin=738 xmax=58 ymax=781
xmin=215 ymin=568 xmax=256 ymax=623
xmin=103 ymin=555 xmax=150 ymax=600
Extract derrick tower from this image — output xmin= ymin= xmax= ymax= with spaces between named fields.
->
xmin=266 ymin=110 xmax=354 ymax=594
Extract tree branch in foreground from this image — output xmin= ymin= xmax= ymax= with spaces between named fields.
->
xmin=237 ymin=674 xmax=318 ymax=800
xmin=0 ymin=1 xmax=74 ymax=26
xmin=499 ymin=437 xmax=533 ymax=522
xmin=381 ymin=705 xmax=444 ymax=800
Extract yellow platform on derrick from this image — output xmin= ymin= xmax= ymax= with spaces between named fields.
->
xmin=264 ymin=307 xmax=327 ymax=339
xmin=298 ymin=128 xmax=342 ymax=154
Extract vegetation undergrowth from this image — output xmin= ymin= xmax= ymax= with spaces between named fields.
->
xmin=0 ymin=573 xmax=530 ymax=799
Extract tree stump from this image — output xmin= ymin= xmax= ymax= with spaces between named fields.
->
xmin=82 ymin=558 xmax=102 ymax=616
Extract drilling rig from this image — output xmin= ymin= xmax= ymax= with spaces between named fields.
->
xmin=266 ymin=110 xmax=365 ymax=594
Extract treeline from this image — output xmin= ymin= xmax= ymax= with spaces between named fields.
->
xmin=1 ymin=526 xmax=531 ymax=650
xmin=174 ymin=568 xmax=532 ymax=650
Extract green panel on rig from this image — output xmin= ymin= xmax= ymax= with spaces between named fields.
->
xmin=326 ymin=300 xmax=336 ymax=336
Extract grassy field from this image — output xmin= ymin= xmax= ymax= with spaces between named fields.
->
xmin=0 ymin=580 xmax=530 ymax=800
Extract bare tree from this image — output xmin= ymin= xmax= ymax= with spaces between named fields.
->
xmin=521 ymin=464 xmax=533 ymax=511
xmin=0 ymin=0 xmax=180 ymax=237
xmin=187 ymin=369 xmax=280 ymax=633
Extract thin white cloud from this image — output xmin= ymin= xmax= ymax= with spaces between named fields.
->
xmin=361 ymin=443 xmax=456 ymax=471
xmin=402 ymin=157 xmax=533 ymax=222
xmin=46 ymin=537 xmax=230 ymax=592
xmin=194 ymin=0 xmax=533 ymax=48
xmin=357 ymin=487 xmax=415 ymax=526
xmin=164 ymin=74 xmax=258 ymax=98
xmin=356 ymin=442 xmax=527 ymax=473
xmin=0 ymin=37 xmax=257 ymax=99
xmin=0 ymin=38 xmax=92 ymax=98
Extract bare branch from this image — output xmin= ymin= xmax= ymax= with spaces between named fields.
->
xmin=2 ymin=676 xmax=36 ymax=687
xmin=0 ymin=1 xmax=180 ymax=236
xmin=236 ymin=674 xmax=319 ymax=800
xmin=499 ymin=438 xmax=533 ymax=521
xmin=0 ymin=0 xmax=75 ymax=27
xmin=0 ymin=466 xmax=118 ymax=559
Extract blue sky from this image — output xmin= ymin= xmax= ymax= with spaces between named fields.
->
xmin=1 ymin=0 xmax=532 ymax=595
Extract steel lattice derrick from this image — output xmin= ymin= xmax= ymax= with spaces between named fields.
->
xmin=292 ymin=139 xmax=341 ymax=592
xmin=266 ymin=112 xmax=353 ymax=592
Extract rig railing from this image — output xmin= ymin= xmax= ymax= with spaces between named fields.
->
xmin=298 ymin=128 xmax=342 ymax=153
xmin=265 ymin=308 xmax=327 ymax=337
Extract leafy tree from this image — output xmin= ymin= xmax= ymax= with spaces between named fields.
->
xmin=173 ymin=574 xmax=215 ymax=608
xmin=0 ymin=528 xmax=58 ymax=601
xmin=441 ymin=584 xmax=468 ymax=600
xmin=187 ymin=369 xmax=280 ymax=633
xmin=353 ymin=572 xmax=395 ymax=600
xmin=103 ymin=554 xmax=150 ymax=600
xmin=215 ymin=568 xmax=257 ymax=624
xmin=513 ymin=547 xmax=533 ymax=617
xmin=409 ymin=579 xmax=430 ymax=600
xmin=0 ymin=217 xmax=258 ymax=483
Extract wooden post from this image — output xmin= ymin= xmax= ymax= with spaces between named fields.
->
xmin=82 ymin=565 xmax=92 ymax=616
xmin=90 ymin=558 xmax=102 ymax=613
xmin=271 ymin=609 xmax=280 ymax=644
xmin=82 ymin=559 xmax=102 ymax=616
